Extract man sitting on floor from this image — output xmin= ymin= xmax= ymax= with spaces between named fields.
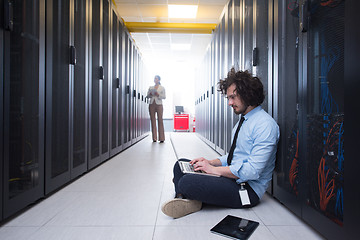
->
xmin=161 ymin=68 xmax=280 ymax=218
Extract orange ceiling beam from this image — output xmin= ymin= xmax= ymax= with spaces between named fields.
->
xmin=124 ymin=22 xmax=217 ymax=34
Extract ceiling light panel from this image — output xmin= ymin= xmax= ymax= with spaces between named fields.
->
xmin=168 ymin=5 xmax=198 ymax=19
xmin=171 ymin=43 xmax=191 ymax=51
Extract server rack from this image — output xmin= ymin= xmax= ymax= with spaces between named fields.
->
xmin=118 ymin=22 xmax=125 ymax=151
xmin=3 ymin=0 xmax=45 ymax=217
xmin=271 ymin=0 xmax=357 ymax=239
xmin=224 ymin=6 xmax=234 ymax=155
xmin=45 ymin=0 xmax=71 ymax=193
xmin=299 ymin=0 xmax=346 ymax=238
xmin=219 ymin=15 xmax=226 ymax=155
xmin=214 ymin=26 xmax=220 ymax=153
xmin=229 ymin=0 xmax=240 ymax=134
xmin=132 ymin=46 xmax=137 ymax=142
xmin=89 ymin=0 xmax=101 ymax=168
xmin=210 ymin=41 xmax=216 ymax=149
xmin=344 ymin=2 xmax=360 ymax=238
xmin=73 ymin=0 xmax=89 ymax=178
xmin=123 ymin=34 xmax=131 ymax=149
xmin=243 ymin=0 xmax=253 ymax=71
xmin=45 ymin=0 xmax=88 ymax=194
xmin=130 ymin=43 xmax=135 ymax=144
xmin=89 ymin=0 xmax=110 ymax=169
xmin=101 ymin=0 xmax=110 ymax=163
xmin=0 ymin=0 xmax=4 ymax=221
xmin=110 ymin=9 xmax=123 ymax=157
xmin=254 ymin=0 xmax=270 ymax=113
xmin=272 ymin=0 xmax=302 ymax=217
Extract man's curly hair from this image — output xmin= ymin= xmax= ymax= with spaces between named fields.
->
xmin=218 ymin=68 xmax=265 ymax=107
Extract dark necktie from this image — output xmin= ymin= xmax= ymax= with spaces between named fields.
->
xmin=227 ymin=116 xmax=245 ymax=166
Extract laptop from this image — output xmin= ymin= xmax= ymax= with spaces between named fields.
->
xmin=178 ymin=160 xmax=220 ymax=177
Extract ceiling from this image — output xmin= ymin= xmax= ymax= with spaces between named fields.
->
xmin=113 ymin=0 xmax=229 ymax=67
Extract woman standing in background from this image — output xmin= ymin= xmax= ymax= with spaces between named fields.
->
xmin=147 ymin=75 xmax=166 ymax=143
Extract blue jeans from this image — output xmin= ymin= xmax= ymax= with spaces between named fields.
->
xmin=173 ymin=158 xmax=259 ymax=208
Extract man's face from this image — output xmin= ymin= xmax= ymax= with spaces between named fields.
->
xmin=226 ymin=83 xmax=247 ymax=115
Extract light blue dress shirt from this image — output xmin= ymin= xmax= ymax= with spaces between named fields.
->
xmin=219 ymin=106 xmax=280 ymax=199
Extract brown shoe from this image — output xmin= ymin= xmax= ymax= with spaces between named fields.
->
xmin=161 ymin=198 xmax=202 ymax=218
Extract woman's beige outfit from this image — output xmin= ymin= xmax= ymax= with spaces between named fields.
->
xmin=147 ymin=85 xmax=166 ymax=142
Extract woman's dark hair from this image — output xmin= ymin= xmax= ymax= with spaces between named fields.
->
xmin=218 ymin=68 xmax=265 ymax=107
xmin=155 ymin=75 xmax=161 ymax=81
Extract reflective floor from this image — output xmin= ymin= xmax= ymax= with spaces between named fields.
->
xmin=0 ymin=133 xmax=324 ymax=240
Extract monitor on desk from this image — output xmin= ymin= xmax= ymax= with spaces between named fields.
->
xmin=175 ymin=106 xmax=184 ymax=114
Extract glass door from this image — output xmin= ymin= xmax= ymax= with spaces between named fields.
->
xmin=0 ymin=0 xmax=4 ymax=221
xmin=101 ymin=0 xmax=110 ymax=161
xmin=72 ymin=0 xmax=88 ymax=177
xmin=301 ymin=0 xmax=345 ymax=238
xmin=272 ymin=0 xmax=302 ymax=216
xmin=110 ymin=10 xmax=122 ymax=156
xmin=45 ymin=0 xmax=88 ymax=192
xmin=3 ymin=0 xmax=45 ymax=217
xmin=254 ymin=0 xmax=270 ymax=112
xmin=45 ymin=0 xmax=71 ymax=193
xmin=89 ymin=0 xmax=110 ymax=169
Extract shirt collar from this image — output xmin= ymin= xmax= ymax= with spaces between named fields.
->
xmin=242 ymin=105 xmax=262 ymax=120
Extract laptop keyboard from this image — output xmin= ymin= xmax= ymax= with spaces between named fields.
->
xmin=184 ymin=162 xmax=195 ymax=172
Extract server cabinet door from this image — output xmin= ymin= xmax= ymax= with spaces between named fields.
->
xmin=3 ymin=0 xmax=45 ymax=217
xmin=214 ymin=30 xmax=221 ymax=152
xmin=344 ymin=1 xmax=360 ymax=238
xmin=272 ymin=0 xmax=302 ymax=216
xmin=232 ymin=0 xmax=241 ymax=138
xmin=124 ymin=36 xmax=131 ymax=148
xmin=254 ymin=0 xmax=270 ymax=113
xmin=243 ymin=0 xmax=253 ymax=71
xmin=110 ymin=11 xmax=121 ymax=156
xmin=89 ymin=0 xmax=110 ymax=169
xmin=217 ymin=17 xmax=226 ymax=155
xmin=210 ymin=41 xmax=216 ymax=147
xmin=118 ymin=22 xmax=124 ymax=148
xmin=72 ymin=0 xmax=88 ymax=177
xmin=45 ymin=0 xmax=72 ymax=193
xmin=301 ymin=0 xmax=345 ymax=238
xmin=0 ymin=1 xmax=4 ymax=220
xmin=101 ymin=0 xmax=110 ymax=161
xmin=89 ymin=0 xmax=101 ymax=168
xmin=122 ymin=32 xmax=130 ymax=148
xmin=120 ymin=25 xmax=126 ymax=149
xmin=129 ymin=43 xmax=135 ymax=143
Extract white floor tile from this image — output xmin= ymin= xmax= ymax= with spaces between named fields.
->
xmin=252 ymin=194 xmax=305 ymax=226
xmin=27 ymin=226 xmax=154 ymax=240
xmin=45 ymin=191 xmax=161 ymax=226
xmin=267 ymin=225 xmax=326 ymax=240
xmin=0 ymin=227 xmax=39 ymax=240
xmin=4 ymin=191 xmax=82 ymax=227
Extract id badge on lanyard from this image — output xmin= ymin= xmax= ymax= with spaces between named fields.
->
xmin=239 ymin=183 xmax=251 ymax=205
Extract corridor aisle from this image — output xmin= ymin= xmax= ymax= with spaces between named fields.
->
xmin=0 ymin=133 xmax=323 ymax=240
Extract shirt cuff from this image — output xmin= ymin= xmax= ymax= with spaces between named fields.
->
xmin=229 ymin=160 xmax=244 ymax=179
xmin=219 ymin=155 xmax=228 ymax=166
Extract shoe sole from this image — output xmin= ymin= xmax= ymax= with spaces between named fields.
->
xmin=161 ymin=199 xmax=202 ymax=219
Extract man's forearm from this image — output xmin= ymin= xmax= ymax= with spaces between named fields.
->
xmin=209 ymin=158 xmax=222 ymax=167
xmin=213 ymin=166 xmax=238 ymax=179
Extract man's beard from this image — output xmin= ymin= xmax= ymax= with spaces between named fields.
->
xmin=233 ymin=105 xmax=248 ymax=115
